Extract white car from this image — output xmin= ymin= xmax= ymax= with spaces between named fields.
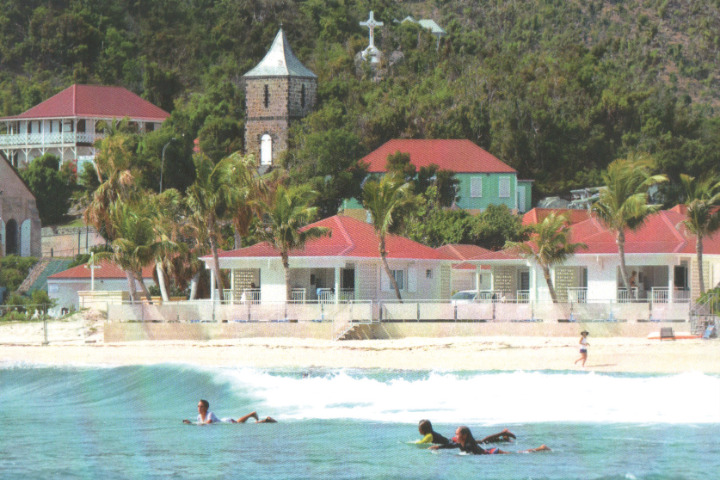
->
xmin=450 ymin=290 xmax=479 ymax=305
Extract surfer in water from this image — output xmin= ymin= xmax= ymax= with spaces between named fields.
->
xmin=183 ymin=399 xmax=277 ymax=424
xmin=430 ymin=426 xmax=550 ymax=455
xmin=415 ymin=420 xmax=517 ymax=445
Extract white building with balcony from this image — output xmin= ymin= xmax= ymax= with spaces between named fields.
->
xmin=0 ymin=84 xmax=170 ymax=168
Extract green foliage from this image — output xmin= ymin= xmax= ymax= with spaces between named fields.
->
xmin=19 ymin=154 xmax=75 ymax=225
xmin=3 ymin=0 xmax=720 ymax=212
xmin=471 ymin=204 xmax=530 ymax=251
xmin=0 ymin=255 xmax=38 ymax=293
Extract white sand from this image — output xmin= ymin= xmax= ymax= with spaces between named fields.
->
xmin=0 ymin=316 xmax=718 ymax=373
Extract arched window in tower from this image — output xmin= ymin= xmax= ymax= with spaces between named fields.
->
xmin=264 ymin=84 xmax=269 ymax=108
xmin=261 ymin=134 xmax=272 ymax=166
xmin=301 ymin=84 xmax=306 ymax=109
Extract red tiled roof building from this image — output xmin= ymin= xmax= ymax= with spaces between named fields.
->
xmin=0 ymin=84 xmax=170 ymax=168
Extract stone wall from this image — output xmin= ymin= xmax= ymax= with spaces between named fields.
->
xmin=41 ymin=225 xmax=105 ymax=257
xmin=0 ymin=158 xmax=41 ymax=256
xmin=244 ymin=76 xmax=317 ymax=164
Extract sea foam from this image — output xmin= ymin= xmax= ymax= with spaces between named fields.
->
xmin=214 ymin=368 xmax=720 ymax=425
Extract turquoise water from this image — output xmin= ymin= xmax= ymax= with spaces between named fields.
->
xmin=1 ymin=365 xmax=719 ymax=479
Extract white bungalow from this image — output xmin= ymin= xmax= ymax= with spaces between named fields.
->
xmin=200 ymin=215 xmax=456 ymax=305
xmin=47 ymin=261 xmax=154 ymax=315
xmin=435 ymin=244 xmax=492 ymax=293
xmin=472 ymin=206 xmax=720 ymax=322
xmin=0 ymin=84 xmax=169 ymax=168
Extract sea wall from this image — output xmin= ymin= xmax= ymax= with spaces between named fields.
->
xmin=104 ymin=320 xmax=678 ymax=342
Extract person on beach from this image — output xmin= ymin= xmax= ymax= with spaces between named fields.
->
xmin=574 ymin=330 xmax=589 ymax=367
xmin=183 ymin=399 xmax=277 ymax=424
xmin=430 ymin=426 xmax=550 ymax=455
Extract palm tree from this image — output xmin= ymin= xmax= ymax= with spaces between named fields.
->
xmin=185 ymin=152 xmax=253 ymax=301
xmin=680 ymin=173 xmax=720 ymax=295
xmin=255 ymin=184 xmax=330 ymax=301
xmin=505 ymin=213 xmax=587 ymax=303
xmin=84 ymin=130 xmax=139 ymax=241
xmin=592 ymin=154 xmax=668 ymax=298
xmin=148 ymin=189 xmax=185 ymax=301
xmin=362 ymin=174 xmax=416 ymax=302
xmin=95 ymin=202 xmax=171 ymax=303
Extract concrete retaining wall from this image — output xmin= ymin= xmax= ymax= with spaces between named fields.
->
xmin=104 ymin=320 xmax=683 ymax=342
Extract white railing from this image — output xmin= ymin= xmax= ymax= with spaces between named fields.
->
xmin=0 ymin=132 xmax=101 ymax=146
xmin=617 ymin=287 xmax=639 ymax=303
xmin=566 ymin=287 xmax=588 ymax=303
xmin=317 ymin=288 xmax=354 ymax=303
xmin=651 ymin=287 xmax=669 ymax=304
xmin=106 ymin=298 xmax=693 ymax=324
xmin=291 ymin=288 xmax=306 ymax=303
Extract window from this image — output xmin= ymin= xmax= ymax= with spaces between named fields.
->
xmin=261 ymin=134 xmax=272 ymax=165
xmin=264 ymin=84 xmax=270 ymax=108
xmin=301 ymin=84 xmax=306 ymax=108
xmin=392 ymin=270 xmax=404 ymax=290
xmin=499 ymin=177 xmax=511 ymax=198
xmin=470 ymin=177 xmax=483 ymax=197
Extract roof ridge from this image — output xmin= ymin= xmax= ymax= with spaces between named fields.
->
xmin=335 ymin=216 xmax=357 ymax=256
xmin=660 ymin=210 xmax=688 ymax=252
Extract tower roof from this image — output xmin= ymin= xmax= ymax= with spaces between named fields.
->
xmin=243 ymin=29 xmax=317 ymax=79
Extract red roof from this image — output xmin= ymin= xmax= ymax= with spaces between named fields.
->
xmin=2 ymin=84 xmax=170 ymax=121
xmin=564 ymin=208 xmax=720 ymax=255
xmin=436 ymin=244 xmax=492 ymax=270
xmin=207 ymin=215 xmax=455 ymax=261
xmin=522 ymin=208 xmax=591 ymax=226
xmin=49 ymin=261 xmax=154 ymax=280
xmin=361 ymin=139 xmax=516 ymax=174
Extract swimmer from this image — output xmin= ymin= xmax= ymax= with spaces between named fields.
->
xmin=430 ymin=426 xmax=550 ymax=455
xmin=183 ymin=400 xmax=277 ymax=424
xmin=415 ymin=419 xmax=450 ymax=445
xmin=478 ymin=428 xmax=517 ymax=444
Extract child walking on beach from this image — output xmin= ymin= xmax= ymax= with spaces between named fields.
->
xmin=574 ymin=331 xmax=589 ymax=367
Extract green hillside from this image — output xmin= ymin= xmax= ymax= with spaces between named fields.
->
xmin=1 ymin=0 xmax=718 ymax=205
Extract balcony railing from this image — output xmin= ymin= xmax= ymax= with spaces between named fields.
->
xmin=566 ymin=287 xmax=588 ymax=303
xmin=0 ymin=132 xmax=101 ymax=146
xmin=617 ymin=287 xmax=639 ymax=303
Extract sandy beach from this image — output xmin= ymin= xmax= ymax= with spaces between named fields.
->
xmin=1 ymin=316 xmax=718 ymax=373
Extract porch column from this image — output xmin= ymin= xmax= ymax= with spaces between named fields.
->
xmin=210 ymin=268 xmax=216 ymax=301
xmin=334 ymin=266 xmax=341 ymax=304
xmin=475 ymin=267 xmax=481 ymax=294
xmin=668 ymin=265 xmax=674 ymax=303
xmin=230 ymin=267 xmax=235 ymax=304
xmin=529 ymin=264 xmax=537 ymax=302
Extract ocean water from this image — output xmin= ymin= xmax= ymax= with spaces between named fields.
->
xmin=1 ymin=364 xmax=718 ymax=480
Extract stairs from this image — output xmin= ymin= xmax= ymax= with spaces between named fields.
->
xmin=17 ymin=258 xmax=73 ymax=295
xmin=335 ymin=322 xmax=390 ymax=340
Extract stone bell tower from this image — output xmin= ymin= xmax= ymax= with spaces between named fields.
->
xmin=243 ymin=28 xmax=317 ymax=168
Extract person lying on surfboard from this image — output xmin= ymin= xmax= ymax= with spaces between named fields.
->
xmin=430 ymin=426 xmax=550 ymax=455
xmin=183 ymin=399 xmax=277 ymax=424
xmin=415 ymin=419 xmax=516 ymax=445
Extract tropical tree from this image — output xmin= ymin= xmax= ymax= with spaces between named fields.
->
xmin=148 ymin=188 xmax=185 ymax=301
xmin=255 ymin=183 xmax=330 ymax=301
xmin=680 ymin=173 xmax=720 ymax=295
xmin=95 ymin=201 xmax=172 ymax=303
xmin=185 ymin=152 xmax=253 ymax=301
xmin=83 ymin=129 xmax=139 ymax=240
xmin=505 ymin=213 xmax=587 ymax=303
xmin=592 ymin=154 xmax=668 ymax=298
xmin=362 ymin=174 xmax=416 ymax=302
